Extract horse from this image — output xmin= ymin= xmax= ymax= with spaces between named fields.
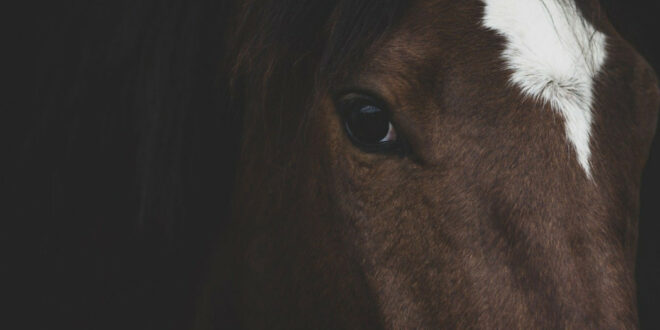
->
xmin=14 ymin=0 xmax=658 ymax=329
xmin=195 ymin=0 xmax=659 ymax=328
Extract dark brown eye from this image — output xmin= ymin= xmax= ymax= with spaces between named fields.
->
xmin=345 ymin=104 xmax=396 ymax=143
xmin=336 ymin=94 xmax=404 ymax=154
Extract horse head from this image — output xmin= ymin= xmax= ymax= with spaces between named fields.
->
xmin=204 ymin=0 xmax=660 ymax=328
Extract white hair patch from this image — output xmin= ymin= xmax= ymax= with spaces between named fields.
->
xmin=481 ymin=0 xmax=607 ymax=178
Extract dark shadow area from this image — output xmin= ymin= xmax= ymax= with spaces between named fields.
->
xmin=7 ymin=1 xmax=237 ymax=329
xmin=600 ymin=1 xmax=660 ymax=329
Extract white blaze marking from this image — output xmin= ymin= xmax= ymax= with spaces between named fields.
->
xmin=481 ymin=0 xmax=607 ymax=178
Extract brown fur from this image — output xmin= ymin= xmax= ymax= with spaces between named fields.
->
xmin=200 ymin=0 xmax=660 ymax=328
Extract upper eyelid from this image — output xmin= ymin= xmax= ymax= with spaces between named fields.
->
xmin=332 ymin=88 xmax=393 ymax=113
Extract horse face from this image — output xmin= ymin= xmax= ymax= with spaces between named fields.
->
xmin=229 ymin=0 xmax=659 ymax=328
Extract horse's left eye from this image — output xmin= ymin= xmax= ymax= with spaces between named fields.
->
xmin=336 ymin=94 xmax=403 ymax=154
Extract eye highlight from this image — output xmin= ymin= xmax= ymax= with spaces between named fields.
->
xmin=335 ymin=93 xmax=405 ymax=155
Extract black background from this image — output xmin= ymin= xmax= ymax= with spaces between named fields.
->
xmin=6 ymin=0 xmax=660 ymax=329
xmin=602 ymin=0 xmax=660 ymax=327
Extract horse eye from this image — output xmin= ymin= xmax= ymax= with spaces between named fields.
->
xmin=336 ymin=94 xmax=403 ymax=154
xmin=345 ymin=104 xmax=396 ymax=143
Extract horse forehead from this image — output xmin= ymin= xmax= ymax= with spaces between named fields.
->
xmin=479 ymin=0 xmax=607 ymax=178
